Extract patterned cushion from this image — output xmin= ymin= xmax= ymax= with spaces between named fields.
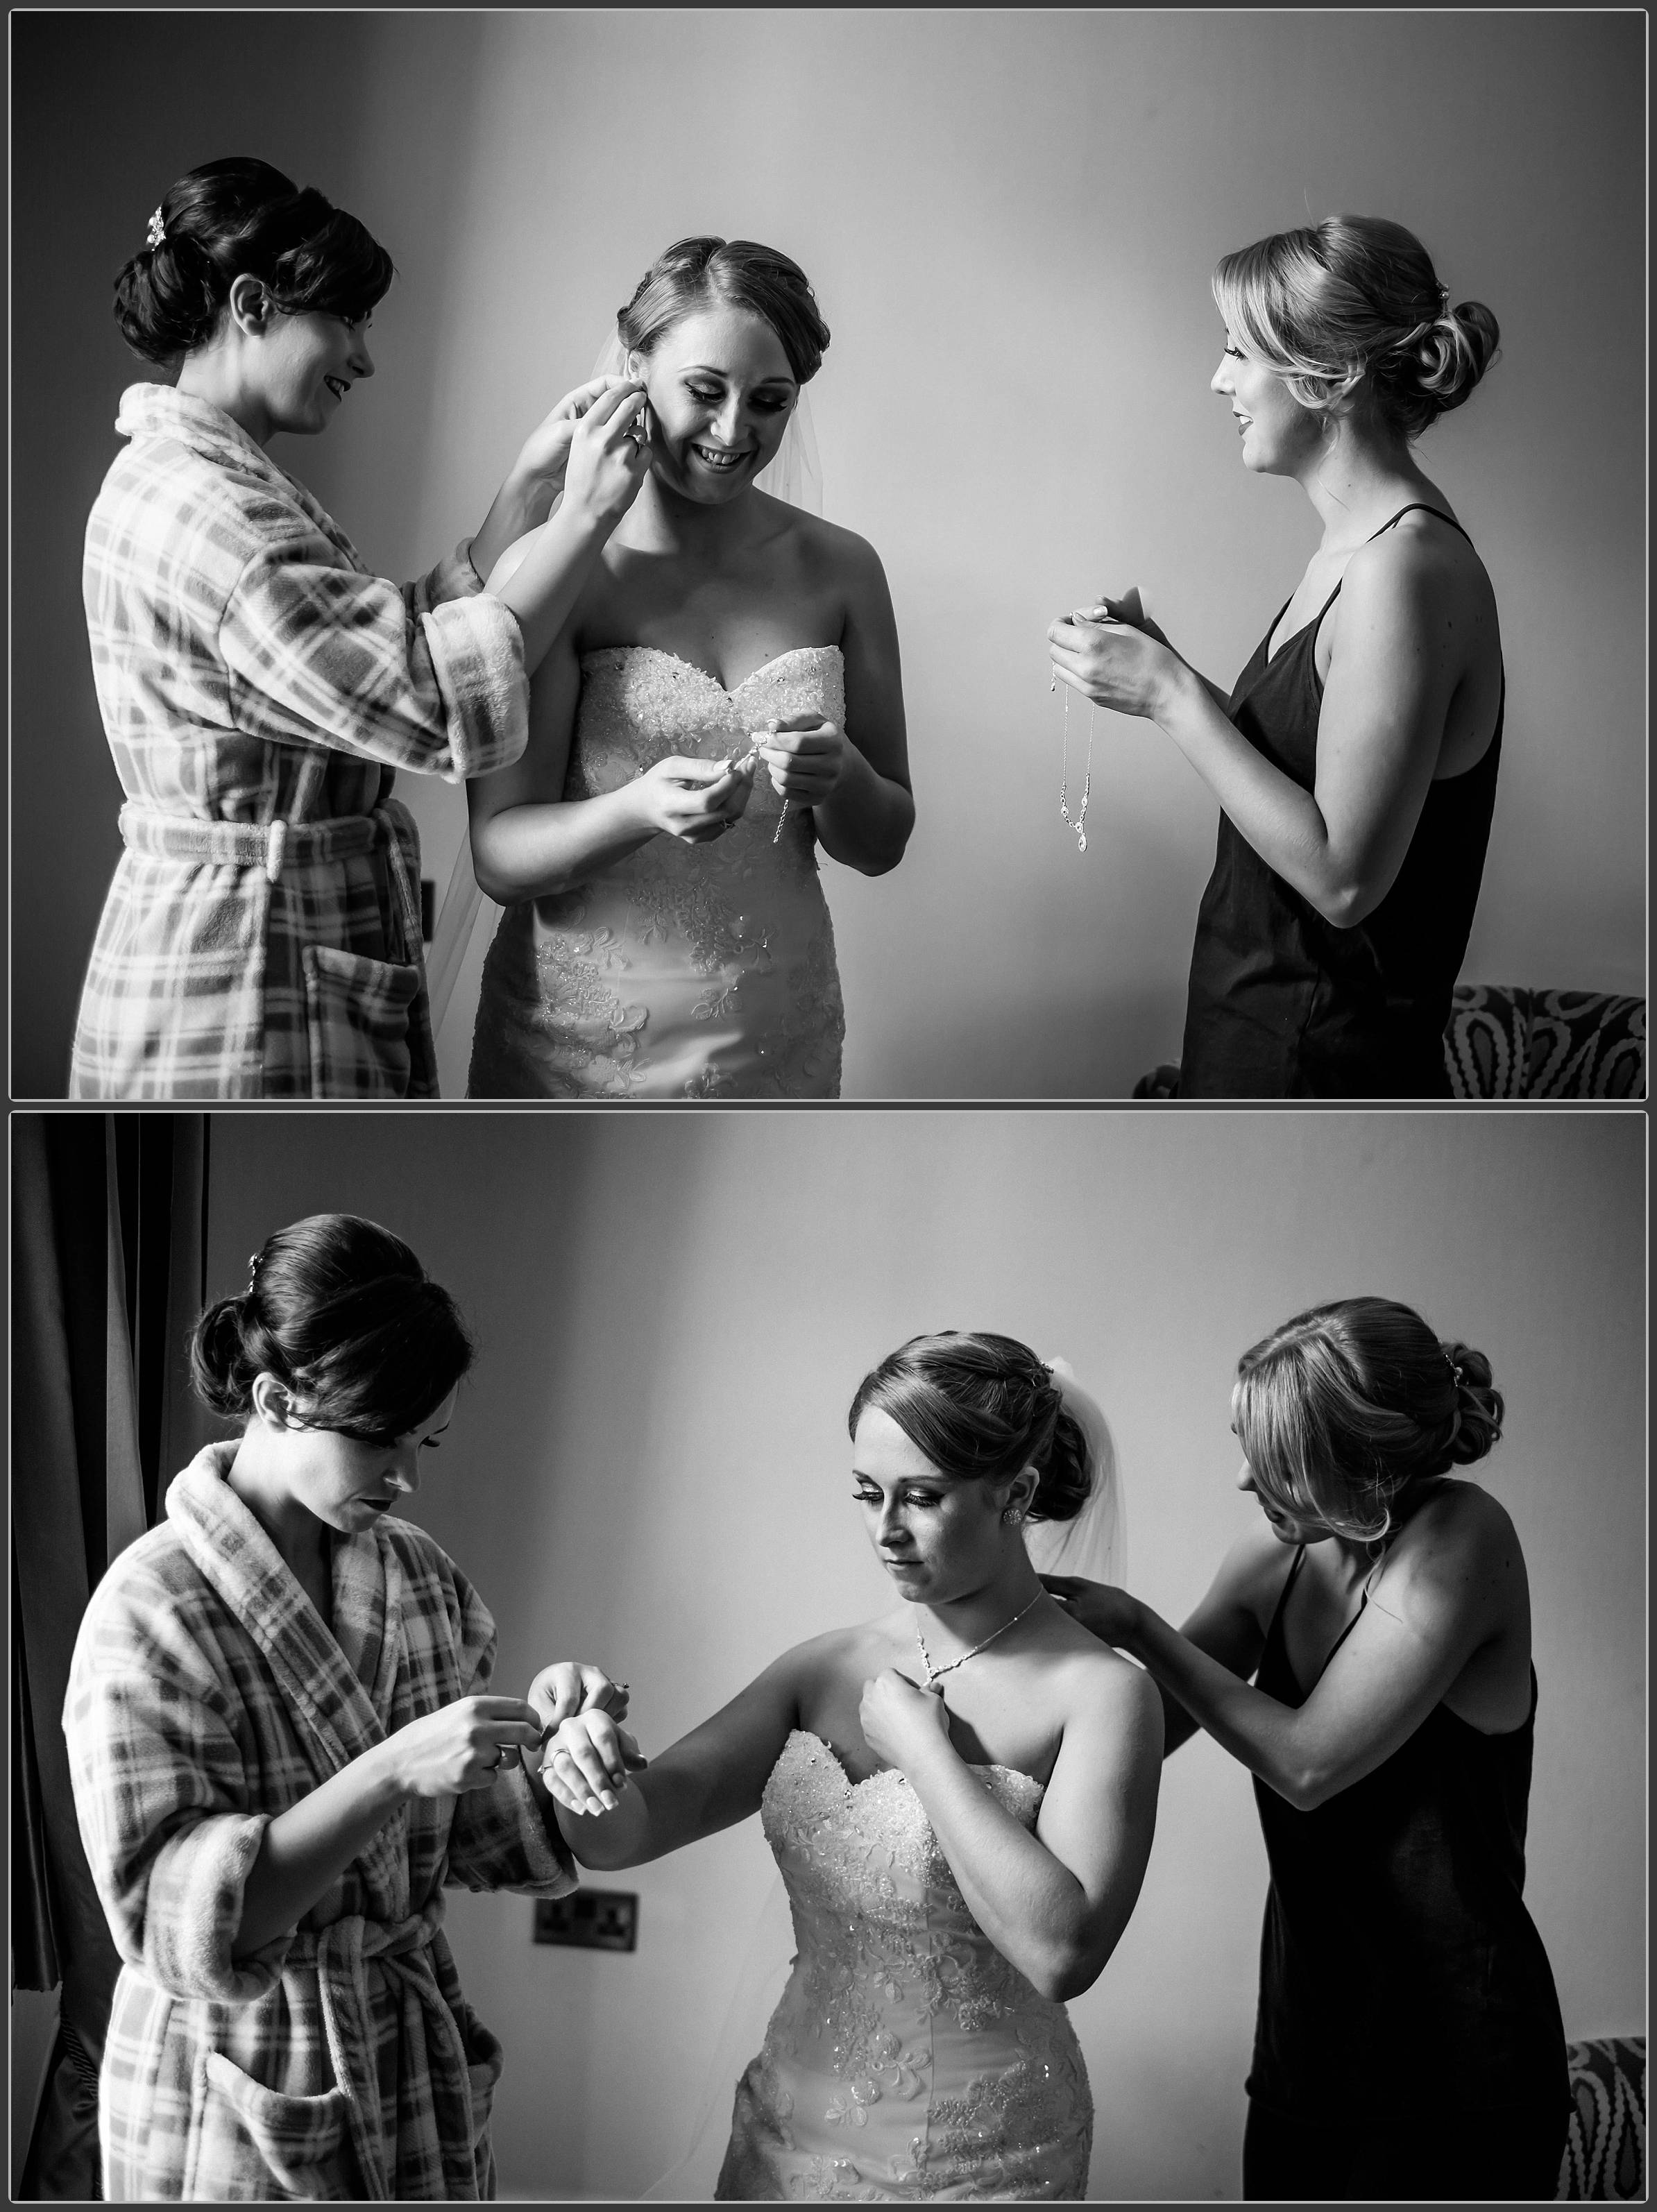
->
xmin=1446 ymin=987 xmax=1646 ymax=1100
xmin=1558 ymin=2037 xmax=1646 ymax=2200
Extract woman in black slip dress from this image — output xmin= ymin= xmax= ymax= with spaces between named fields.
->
xmin=1048 ymin=217 xmax=1504 ymax=1098
xmin=1042 ymin=1297 xmax=1570 ymax=2202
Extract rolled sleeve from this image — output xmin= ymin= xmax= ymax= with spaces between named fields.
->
xmin=418 ymin=591 xmax=529 ymax=779
xmin=444 ymin=1765 xmax=578 ymax=1898
xmin=140 ymin=1809 xmax=294 ymax=2002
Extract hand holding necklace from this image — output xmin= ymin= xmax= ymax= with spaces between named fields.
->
xmin=859 ymin=1665 xmax=953 ymax=1772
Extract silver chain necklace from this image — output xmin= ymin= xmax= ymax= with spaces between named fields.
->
xmin=915 ymin=1590 xmax=1043 ymax=1688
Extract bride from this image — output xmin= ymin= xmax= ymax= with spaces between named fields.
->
xmin=536 ymin=1333 xmax=1162 ymax=2200
xmin=461 ymin=237 xmax=915 ymax=1098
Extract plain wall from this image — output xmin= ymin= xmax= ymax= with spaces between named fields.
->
xmin=201 ymin=1110 xmax=1646 ymax=2200
xmin=11 ymin=10 xmax=1647 ymax=1098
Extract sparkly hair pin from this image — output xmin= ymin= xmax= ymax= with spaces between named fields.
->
xmin=245 ymin=1251 xmax=262 ymax=1298
xmin=146 ymin=207 xmax=167 ymax=250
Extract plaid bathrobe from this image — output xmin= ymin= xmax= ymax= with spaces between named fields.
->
xmin=69 ymin=384 xmax=529 ymax=1099
xmin=63 ymin=1445 xmax=575 ymax=2201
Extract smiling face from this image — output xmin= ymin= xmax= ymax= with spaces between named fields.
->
xmin=255 ymin=305 xmax=375 ymax=437
xmin=630 ymin=305 xmax=797 ymax=505
xmin=851 ymin=1407 xmax=1035 ymax=1604
xmin=264 ymin=1382 xmax=456 ymax=1535
xmin=1211 ymin=330 xmax=1326 ymax=477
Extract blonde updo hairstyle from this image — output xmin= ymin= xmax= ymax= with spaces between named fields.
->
xmin=1234 ymin=1295 xmax=1503 ymax=1545
xmin=1214 ymin=215 xmax=1499 ymax=441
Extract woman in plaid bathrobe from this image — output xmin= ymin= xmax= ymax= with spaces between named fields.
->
xmin=70 ymin=158 xmax=650 ymax=1099
xmin=64 ymin=1215 xmax=632 ymax=2199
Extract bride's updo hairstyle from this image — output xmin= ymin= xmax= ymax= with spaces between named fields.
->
xmin=848 ymin=1332 xmax=1091 ymax=1522
xmin=114 ymin=157 xmax=394 ymax=366
xmin=617 ymin=236 xmax=830 ymax=384
xmin=1234 ymin=1295 xmax=1504 ymax=1545
xmin=1214 ymin=215 xmax=1499 ymax=440
xmin=189 ymin=1213 xmax=473 ymax=1443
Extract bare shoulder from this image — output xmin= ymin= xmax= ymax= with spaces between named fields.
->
xmin=1047 ymin=1611 xmax=1163 ymax=1736
xmin=760 ymin=498 xmax=887 ymax=591
xmin=772 ymin=1616 xmax=897 ymax=1699
xmin=1343 ymin=500 xmax=1493 ymax=617
xmin=1380 ymin=1479 xmax=1525 ymax=1624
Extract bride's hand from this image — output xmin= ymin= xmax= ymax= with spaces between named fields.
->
xmin=859 ymin=1667 xmax=951 ymax=1771
xmin=539 ymin=1710 xmax=648 ymax=1817
xmin=507 ymin=376 xmax=638 ymax=513
xmin=756 ymin=716 xmax=849 ymax=806
xmin=633 ymin=756 xmax=751 ymax=844
xmin=1040 ymin=1575 xmax=1144 ymax=1650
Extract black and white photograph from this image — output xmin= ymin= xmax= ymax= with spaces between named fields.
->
xmin=8 ymin=10 xmax=1645 ymax=1102
xmin=6 ymin=6 xmax=1648 ymax=2210
xmin=11 ymin=1110 xmax=1646 ymax=2199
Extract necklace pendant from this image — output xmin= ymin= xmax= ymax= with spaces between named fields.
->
xmin=1076 ymin=828 xmax=1087 ymax=853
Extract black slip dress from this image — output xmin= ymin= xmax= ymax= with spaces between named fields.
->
xmin=1180 ymin=505 xmax=1502 ymax=1100
xmin=1243 ymin=1542 xmax=1570 ymax=2199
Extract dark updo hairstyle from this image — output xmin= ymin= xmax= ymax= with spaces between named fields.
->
xmin=1234 ymin=1295 xmax=1504 ymax=1545
xmin=847 ymin=1332 xmax=1091 ymax=1522
xmin=189 ymin=1214 xmax=473 ymax=1443
xmin=1214 ymin=215 xmax=1499 ymax=441
xmin=114 ymin=157 xmax=394 ymax=366
xmin=617 ymin=236 xmax=830 ymax=385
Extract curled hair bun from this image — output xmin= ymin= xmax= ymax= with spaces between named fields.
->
xmin=187 ymin=1213 xmax=471 ymax=1440
xmin=189 ymin=1294 xmax=256 ymax=1418
xmin=1033 ymin=1405 xmax=1091 ymax=1523
xmin=1398 ymin=299 xmax=1500 ymax=423
xmin=113 ymin=157 xmax=393 ymax=366
xmin=1439 ymin=1339 xmax=1504 ymax=1465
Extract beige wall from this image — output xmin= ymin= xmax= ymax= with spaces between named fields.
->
xmin=11 ymin=11 xmax=1646 ymax=1098
xmin=203 ymin=1109 xmax=1645 ymax=2199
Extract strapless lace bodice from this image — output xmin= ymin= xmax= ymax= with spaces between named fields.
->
xmin=715 ymin=1731 xmax=1093 ymax=2202
xmin=467 ymin=646 xmax=846 ymax=1099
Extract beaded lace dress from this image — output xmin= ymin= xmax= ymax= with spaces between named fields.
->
xmin=714 ymin=1731 xmax=1093 ymax=2202
xmin=466 ymin=645 xmax=846 ymax=1098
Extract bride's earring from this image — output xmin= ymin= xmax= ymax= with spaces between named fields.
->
xmin=1003 ymin=1506 xmax=1025 ymax=1525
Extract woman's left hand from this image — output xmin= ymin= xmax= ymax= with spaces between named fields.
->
xmin=860 ymin=1667 xmax=952 ymax=1771
xmin=1048 ymin=609 xmax=1183 ymax=722
xmin=756 ymin=716 xmax=851 ymax=806
xmin=511 ymin=377 xmax=641 ymax=511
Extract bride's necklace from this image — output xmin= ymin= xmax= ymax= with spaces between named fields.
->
xmin=915 ymin=1590 xmax=1043 ymax=1687
xmin=1051 ymin=672 xmax=1093 ymax=853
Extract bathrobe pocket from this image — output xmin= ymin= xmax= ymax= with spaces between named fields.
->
xmin=183 ymin=2049 xmax=356 ymax=2201
xmin=301 ymin=943 xmax=421 ymax=1099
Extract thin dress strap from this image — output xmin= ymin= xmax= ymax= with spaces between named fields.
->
xmin=1271 ymin=502 xmax=1476 ymax=660
xmin=1264 ymin=1545 xmax=1309 ymax=1645
xmin=1365 ymin=501 xmax=1474 ymax=547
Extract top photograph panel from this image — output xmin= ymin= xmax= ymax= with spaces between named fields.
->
xmin=11 ymin=10 xmax=1645 ymax=1103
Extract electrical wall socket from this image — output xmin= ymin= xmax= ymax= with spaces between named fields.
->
xmin=534 ymin=1890 xmax=638 ymax=1952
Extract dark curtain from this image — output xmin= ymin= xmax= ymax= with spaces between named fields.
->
xmin=12 ymin=1115 xmax=212 ymax=2200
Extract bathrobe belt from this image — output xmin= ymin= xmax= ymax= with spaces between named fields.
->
xmin=288 ymin=1896 xmax=482 ymax=2201
xmin=118 ymin=799 xmax=424 ymax=953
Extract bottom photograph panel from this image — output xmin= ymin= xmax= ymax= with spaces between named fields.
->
xmin=12 ymin=1109 xmax=1646 ymax=2204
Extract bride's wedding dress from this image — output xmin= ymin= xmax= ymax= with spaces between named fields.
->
xmin=467 ymin=645 xmax=846 ymax=1098
xmin=715 ymin=1730 xmax=1094 ymax=2202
